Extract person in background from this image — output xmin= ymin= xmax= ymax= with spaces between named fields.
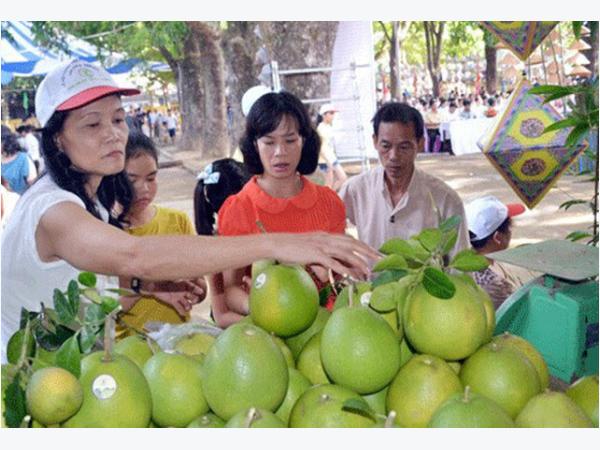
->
xmin=465 ymin=195 xmax=525 ymax=309
xmin=459 ymin=98 xmax=478 ymax=120
xmin=1 ymin=131 xmax=36 ymax=194
xmin=217 ymin=91 xmax=349 ymax=320
xmin=1 ymin=60 xmax=378 ymax=362
xmin=339 ymin=102 xmax=470 ymax=257
xmin=17 ymin=124 xmax=42 ymax=174
xmin=117 ymin=132 xmax=207 ymax=336
xmin=194 ymin=158 xmax=251 ymax=328
xmin=165 ymin=109 xmax=178 ymax=145
xmin=484 ymin=96 xmax=498 ymax=118
xmin=424 ymin=99 xmax=443 ymax=153
xmin=316 ymin=103 xmax=347 ymax=191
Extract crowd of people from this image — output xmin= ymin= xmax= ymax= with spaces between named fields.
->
xmin=0 ymin=60 xmax=525 ymax=359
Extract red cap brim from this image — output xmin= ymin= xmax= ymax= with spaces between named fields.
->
xmin=506 ymin=203 xmax=526 ymax=217
xmin=56 ymin=86 xmax=141 ymax=111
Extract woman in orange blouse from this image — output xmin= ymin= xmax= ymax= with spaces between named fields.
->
xmin=217 ymin=91 xmax=347 ymax=322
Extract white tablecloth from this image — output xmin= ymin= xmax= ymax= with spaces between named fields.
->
xmin=440 ymin=118 xmax=496 ymax=156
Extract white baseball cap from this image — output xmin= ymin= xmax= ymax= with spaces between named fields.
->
xmin=465 ymin=195 xmax=525 ymax=241
xmin=241 ymin=85 xmax=272 ymax=117
xmin=319 ymin=103 xmax=337 ymax=116
xmin=35 ymin=60 xmax=140 ymax=127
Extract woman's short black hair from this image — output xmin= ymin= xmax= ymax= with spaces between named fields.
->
xmin=371 ymin=102 xmax=424 ymax=140
xmin=1 ymin=132 xmax=23 ymax=156
xmin=239 ymin=91 xmax=320 ymax=175
xmin=193 ymin=158 xmax=251 ymax=235
xmin=126 ymin=131 xmax=158 ymax=164
xmin=469 ymin=217 xmax=512 ymax=249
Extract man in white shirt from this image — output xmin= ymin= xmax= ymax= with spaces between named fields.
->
xmin=17 ymin=125 xmax=42 ymax=174
xmin=338 ymin=102 xmax=470 ymax=256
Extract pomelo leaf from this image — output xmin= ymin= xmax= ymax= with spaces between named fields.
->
xmin=371 ymin=270 xmax=407 ymax=289
xmin=422 ymin=268 xmax=455 ymax=299
xmin=53 ymin=289 xmax=76 ymax=325
xmin=417 ymin=229 xmax=442 ymax=252
xmin=342 ymin=398 xmax=377 ymax=421
xmin=100 ymin=296 xmax=121 ymax=315
xmin=77 ymin=272 xmax=97 ymax=288
xmin=369 ymin=283 xmax=401 ymax=313
xmin=67 ymin=280 xmax=80 ymax=316
xmin=449 ymin=249 xmax=489 ymax=272
xmin=4 ymin=374 xmax=27 ymax=428
xmin=79 ymin=325 xmax=99 ymax=353
xmin=439 ymin=215 xmax=462 ymax=233
xmin=379 ymin=238 xmax=417 ymax=259
xmin=372 ymin=254 xmax=408 ymax=272
xmin=82 ymin=288 xmax=103 ymax=305
xmin=55 ymin=336 xmax=81 ymax=378
xmin=441 ymin=228 xmax=459 ymax=256
xmin=105 ymin=288 xmax=137 ymax=297
xmin=83 ymin=303 xmax=105 ymax=325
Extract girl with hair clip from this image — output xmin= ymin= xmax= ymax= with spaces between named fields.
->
xmin=217 ymin=91 xmax=350 ymax=322
xmin=117 ymin=132 xmax=207 ymax=336
xmin=194 ymin=158 xmax=251 ymax=327
xmin=1 ymin=61 xmax=378 ymax=361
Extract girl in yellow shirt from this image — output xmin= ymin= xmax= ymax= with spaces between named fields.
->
xmin=117 ymin=132 xmax=206 ymax=336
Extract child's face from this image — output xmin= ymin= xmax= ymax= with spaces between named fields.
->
xmin=125 ymin=151 xmax=158 ymax=213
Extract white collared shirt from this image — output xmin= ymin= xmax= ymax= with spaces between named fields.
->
xmin=338 ymin=165 xmax=470 ymax=256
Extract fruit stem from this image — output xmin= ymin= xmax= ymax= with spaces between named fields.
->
xmin=384 ymin=411 xmax=397 ymax=428
xmin=102 ymin=313 xmax=115 ymax=363
xmin=463 ymin=385 xmax=471 ymax=403
xmin=16 ymin=319 xmax=32 ymax=370
xmin=243 ymin=407 xmax=258 ymax=428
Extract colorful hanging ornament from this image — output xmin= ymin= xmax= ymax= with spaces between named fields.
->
xmin=478 ymin=78 xmax=589 ymax=209
xmin=480 ymin=22 xmax=558 ymax=61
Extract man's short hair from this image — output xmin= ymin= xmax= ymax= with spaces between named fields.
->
xmin=371 ymin=102 xmax=424 ymax=140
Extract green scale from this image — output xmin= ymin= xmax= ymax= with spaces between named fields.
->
xmin=489 ymin=240 xmax=599 ymax=383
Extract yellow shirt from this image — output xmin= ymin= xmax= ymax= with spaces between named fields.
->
xmin=117 ymin=205 xmax=195 ymax=337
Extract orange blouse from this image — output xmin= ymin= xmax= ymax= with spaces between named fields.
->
xmin=217 ymin=175 xmax=346 ymax=236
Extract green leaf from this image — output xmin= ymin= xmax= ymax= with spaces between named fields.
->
xmin=105 ymin=288 xmax=137 ymax=296
xmin=439 ymin=215 xmax=462 ymax=233
xmin=449 ymin=249 xmax=490 ymax=272
xmin=84 ymin=303 xmax=106 ymax=325
xmin=566 ymin=124 xmax=589 ymax=148
xmin=422 ymin=267 xmax=455 ymax=299
xmin=100 ymin=296 xmax=121 ymax=314
xmin=79 ymin=325 xmax=99 ymax=353
xmin=78 ymin=272 xmax=97 ymax=287
xmin=369 ymin=283 xmax=401 ymax=313
xmin=379 ymin=238 xmax=417 ymax=259
xmin=32 ymin=321 xmax=75 ymax=352
xmin=371 ymin=270 xmax=407 ymax=289
xmin=572 ymin=21 xmax=583 ymax=39
xmin=53 ymin=289 xmax=76 ymax=324
xmin=565 ymin=231 xmax=592 ymax=242
xmin=529 ymin=85 xmax=576 ymax=98
xmin=543 ymin=118 xmax=579 ymax=134
xmin=318 ymin=285 xmax=333 ymax=307
xmin=341 ymin=398 xmax=377 ymax=421
xmin=417 ymin=229 xmax=443 ymax=252
xmin=4 ymin=374 xmax=27 ymax=428
xmin=19 ymin=308 xmax=39 ymax=329
xmin=55 ymin=336 xmax=81 ymax=378
xmin=441 ymin=228 xmax=459 ymax=256
xmin=405 ymin=239 xmax=431 ymax=263
xmin=82 ymin=288 xmax=103 ymax=304
xmin=372 ymin=254 xmax=408 ymax=272
xmin=67 ymin=280 xmax=81 ymax=316
xmin=559 ymin=199 xmax=590 ymax=210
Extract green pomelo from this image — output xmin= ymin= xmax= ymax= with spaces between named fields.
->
xmin=114 ymin=335 xmax=154 ymax=370
xmin=516 ymin=391 xmax=594 ymax=427
xmin=26 ymin=367 xmax=83 ymax=426
xmin=285 ymin=307 xmax=330 ymax=360
xmin=174 ymin=333 xmax=216 ymax=357
xmin=403 ymin=274 xmax=488 ymax=361
xmin=63 ymin=352 xmax=152 ymax=428
xmin=428 ymin=386 xmax=514 ymax=427
xmin=289 ymin=384 xmax=376 ymax=428
xmin=201 ymin=323 xmax=288 ymax=420
xmin=187 ymin=413 xmax=225 ymax=428
xmin=250 ymin=264 xmax=319 ymax=337
xmin=296 ymin=332 xmax=331 ymax=385
xmin=226 ymin=407 xmax=286 ymax=428
xmin=460 ymin=342 xmax=541 ymax=419
xmin=566 ymin=375 xmax=599 ymax=427
xmin=321 ymin=306 xmax=401 ymax=394
xmin=399 ymin=338 xmax=415 ymax=368
xmin=474 ymin=283 xmax=496 ymax=343
xmin=492 ymin=332 xmax=549 ymax=391
xmin=271 ymin=335 xmax=295 ymax=368
xmin=387 ymin=354 xmax=462 ymax=427
xmin=275 ymin=368 xmax=312 ymax=425
xmin=362 ymin=385 xmax=389 ymax=416
xmin=333 ymin=282 xmax=372 ymax=311
xmin=251 ymin=258 xmax=276 ymax=280
xmin=143 ymin=352 xmax=209 ymax=427
xmin=448 ymin=361 xmax=461 ymax=374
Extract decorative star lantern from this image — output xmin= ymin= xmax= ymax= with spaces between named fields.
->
xmin=480 ymin=22 xmax=558 ymax=61
xmin=478 ymin=78 xmax=589 ymax=208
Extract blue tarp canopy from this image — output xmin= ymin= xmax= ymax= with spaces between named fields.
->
xmin=1 ymin=21 xmax=169 ymax=85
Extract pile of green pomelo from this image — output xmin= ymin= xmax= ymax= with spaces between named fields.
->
xmin=2 ymin=234 xmax=598 ymax=429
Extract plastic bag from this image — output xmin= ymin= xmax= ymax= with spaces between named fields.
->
xmin=144 ymin=318 xmax=223 ymax=352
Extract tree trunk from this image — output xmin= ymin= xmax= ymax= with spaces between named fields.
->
xmin=178 ymin=27 xmax=204 ymax=154
xmin=389 ymin=22 xmax=400 ymax=101
xmin=424 ymin=21 xmax=445 ymax=98
xmin=484 ymin=43 xmax=497 ymax=94
xmin=193 ymin=22 xmax=229 ymax=158
xmin=260 ymin=21 xmax=338 ymax=118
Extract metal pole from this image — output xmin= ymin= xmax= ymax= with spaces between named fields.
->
xmin=271 ymin=61 xmax=281 ymax=92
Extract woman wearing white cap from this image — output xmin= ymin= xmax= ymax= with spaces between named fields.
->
xmin=316 ymin=103 xmax=347 ymax=191
xmin=465 ymin=195 xmax=526 ymax=309
xmin=0 ymin=61 xmax=379 ymax=361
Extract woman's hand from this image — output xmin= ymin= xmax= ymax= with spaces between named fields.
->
xmin=266 ymin=232 xmax=381 ymax=280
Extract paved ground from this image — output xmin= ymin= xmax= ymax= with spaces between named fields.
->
xmin=154 ymin=145 xmax=596 ymax=320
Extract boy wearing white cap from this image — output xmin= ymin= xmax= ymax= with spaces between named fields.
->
xmin=465 ymin=195 xmax=526 ymax=308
